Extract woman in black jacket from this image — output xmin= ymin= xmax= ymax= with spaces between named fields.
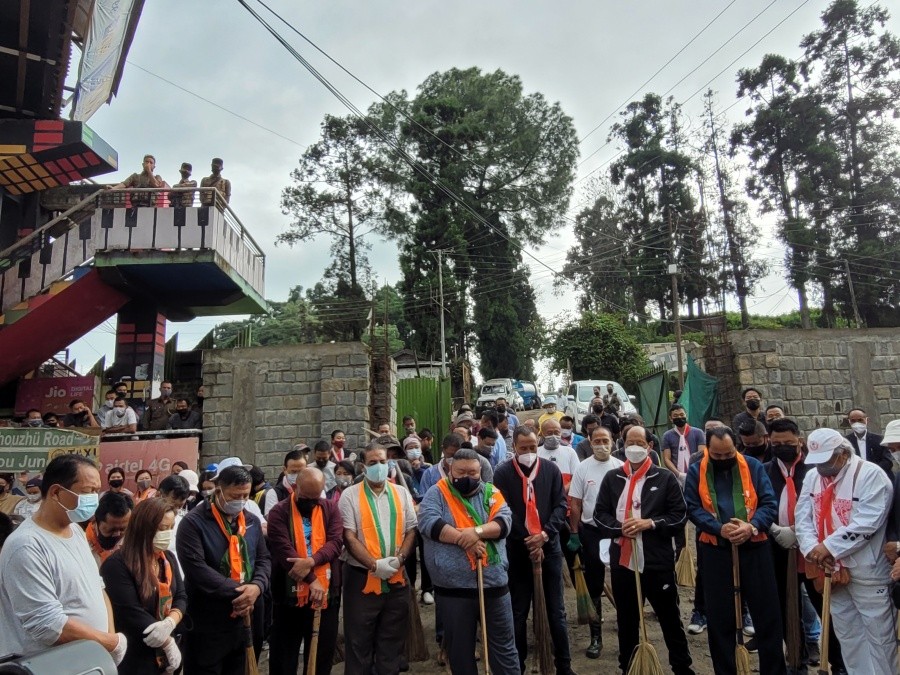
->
xmin=101 ymin=498 xmax=186 ymax=674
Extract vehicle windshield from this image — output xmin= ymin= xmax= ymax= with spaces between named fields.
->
xmin=481 ymin=384 xmax=506 ymax=395
xmin=578 ymin=384 xmax=625 ymax=402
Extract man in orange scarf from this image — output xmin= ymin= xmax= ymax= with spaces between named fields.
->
xmin=338 ymin=444 xmax=417 ymax=674
xmin=684 ymin=425 xmax=784 ymax=675
xmin=267 ymin=467 xmax=343 ymax=675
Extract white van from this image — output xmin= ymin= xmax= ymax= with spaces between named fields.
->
xmin=563 ymin=380 xmax=637 ymax=427
xmin=475 ymin=378 xmax=519 ymax=416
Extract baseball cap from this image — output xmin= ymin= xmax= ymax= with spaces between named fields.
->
xmin=25 ymin=476 xmax=42 ymax=489
xmin=375 ymin=435 xmax=402 ymax=451
xmin=883 ymin=419 xmax=900 ymax=445
xmin=804 ymin=428 xmax=848 ymax=465
xmin=179 ymin=469 xmax=199 ymax=492
xmin=213 ymin=457 xmax=252 ymax=478
xmin=180 ymin=162 xmax=192 ymax=172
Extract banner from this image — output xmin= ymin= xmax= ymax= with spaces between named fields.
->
xmin=0 ymin=428 xmax=99 ymax=474
xmin=15 ymin=376 xmax=98 ymax=417
xmin=98 ymin=437 xmax=199 ymax=491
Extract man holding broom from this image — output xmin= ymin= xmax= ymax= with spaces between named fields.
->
xmin=267 ymin=467 xmax=344 ymax=675
xmin=494 ymin=427 xmax=575 ymax=675
xmin=595 ymin=425 xmax=695 ymax=675
xmin=795 ymin=427 xmax=897 ymax=675
xmin=684 ymin=426 xmax=785 ymax=675
xmin=418 ymin=448 xmax=520 ymax=674
xmin=763 ymin=418 xmax=846 ymax=674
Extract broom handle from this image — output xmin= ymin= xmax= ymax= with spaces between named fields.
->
xmin=731 ymin=543 xmax=743 ymax=644
xmin=818 ymin=573 xmax=832 ymax=675
xmin=306 ymin=609 xmax=321 ymax=675
xmin=631 ymin=545 xmax=648 ymax=641
xmin=477 ymin=560 xmax=491 ymax=675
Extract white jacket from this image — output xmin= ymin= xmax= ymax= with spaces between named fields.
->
xmin=795 ymin=454 xmax=893 ymax=585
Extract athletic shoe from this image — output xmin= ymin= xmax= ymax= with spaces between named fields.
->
xmin=806 ymin=640 xmax=820 ymax=666
xmin=742 ymin=611 xmax=756 ymax=636
xmin=744 ymin=637 xmax=758 ymax=654
xmin=421 ymin=591 xmax=434 ymax=605
xmin=687 ymin=610 xmax=707 ymax=635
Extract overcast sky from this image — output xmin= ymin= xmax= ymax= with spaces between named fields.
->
xmin=68 ymin=0 xmax=899 ymax=384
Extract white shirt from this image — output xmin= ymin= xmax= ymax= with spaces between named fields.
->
xmin=537 ymin=444 xmax=581 ymax=482
xmin=569 ymin=455 xmax=624 ymax=524
xmin=0 ymin=519 xmax=108 ymax=655
xmin=338 ymin=480 xmax=417 ymax=569
xmin=13 ymin=497 xmax=41 ymax=520
xmin=103 ymin=407 xmax=138 ymax=429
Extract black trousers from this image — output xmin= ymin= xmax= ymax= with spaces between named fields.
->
xmin=770 ymin=544 xmax=845 ymax=671
xmin=341 ymin=562 xmax=409 ymax=675
xmin=610 ymin=565 xmax=694 ymax=675
xmin=268 ymin=596 xmax=341 ymax=675
xmin=437 ymin=589 xmax=521 ymax=675
xmin=403 ymin=530 xmax=433 ymax=594
xmin=693 ymin=529 xmax=705 ymax=614
xmin=559 ymin=523 xmax=577 ymax=586
xmin=508 ymin=544 xmax=572 ymax=674
xmin=700 ymin=542 xmax=787 ymax=675
xmin=183 ymin=628 xmax=246 ymax=675
xmin=578 ymin=523 xmax=606 ymax=626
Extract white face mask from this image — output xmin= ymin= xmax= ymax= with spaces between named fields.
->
xmin=153 ymin=529 xmax=174 ymax=552
xmin=26 ymin=493 xmax=41 ymax=503
xmin=284 ymin=473 xmax=298 ymax=485
xmin=517 ymin=452 xmax=537 ymax=468
xmin=851 ymin=422 xmax=867 ymax=436
xmin=624 ymin=445 xmax=649 ymax=464
xmin=592 ymin=444 xmax=611 ymax=461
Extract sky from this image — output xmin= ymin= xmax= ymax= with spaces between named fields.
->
xmin=66 ymin=0 xmax=900 ymax=383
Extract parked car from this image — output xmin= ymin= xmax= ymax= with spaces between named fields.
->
xmin=513 ymin=380 xmax=542 ymax=410
xmin=475 ymin=378 xmax=517 ymax=416
xmin=563 ymin=380 xmax=637 ymax=428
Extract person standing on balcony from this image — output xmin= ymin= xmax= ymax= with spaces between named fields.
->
xmin=62 ymin=399 xmax=99 ymax=429
xmin=142 ymin=382 xmax=176 ymax=431
xmin=200 ymin=158 xmax=232 ymax=207
xmin=169 ymin=162 xmax=196 ymax=207
xmin=110 ymin=154 xmax=165 ymax=207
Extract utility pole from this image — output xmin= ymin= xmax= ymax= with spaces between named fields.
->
xmin=436 ymin=250 xmax=448 ymax=377
xmin=842 ymin=259 xmax=863 ymax=328
xmin=668 ymin=210 xmax=685 ymax=389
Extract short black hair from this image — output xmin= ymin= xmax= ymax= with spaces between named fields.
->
xmin=768 ymin=417 xmax=800 ymax=436
xmin=105 ymin=389 xmax=117 ymax=398
xmin=419 ymin=429 xmax=434 ymax=441
xmin=848 ymin=407 xmax=866 ymax=416
xmin=670 ymin=403 xmax=685 ymax=413
xmin=513 ymin=426 xmax=536 ymax=445
xmin=335 ymin=460 xmax=356 ymax=477
xmin=741 ymin=388 xmax=762 ymax=399
xmin=441 ymin=433 xmax=463 ymax=451
xmin=477 ymin=427 xmax=498 ymax=441
xmin=706 ymin=425 xmax=738 ymax=448
xmin=314 ymin=440 xmax=331 ymax=454
xmin=706 ymin=416 xmax=723 ymax=423
xmin=560 ymin=415 xmax=575 ymax=424
xmin=173 ymin=461 xmax=189 ymax=471
xmin=452 ymin=448 xmax=480 ymax=463
xmin=284 ymin=449 xmax=305 ymax=466
xmin=96 ymin=491 xmax=134 ymax=522
xmin=480 ymin=410 xmax=499 ymax=427
xmin=249 ymin=466 xmax=266 ymax=486
xmin=158 ymin=475 xmax=190 ymax=501
xmin=26 ymin=408 xmax=41 ymax=416
xmin=175 ymin=398 xmax=190 ymax=406
xmin=41 ymin=454 xmax=98 ymax=498
xmin=402 ymin=415 xmax=414 ymax=424
xmin=42 ymin=412 xmax=57 ymax=422
xmin=765 ymin=404 xmax=785 ymax=414
xmin=738 ymin=420 xmax=768 ymax=438
xmin=68 ymin=399 xmax=84 ymax=409
xmin=330 ymin=429 xmax=344 ymax=439
xmin=216 ymin=466 xmax=252 ymax=488
xmin=108 ymin=466 xmax=125 ymax=480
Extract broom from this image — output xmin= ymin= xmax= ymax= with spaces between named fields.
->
xmin=404 ymin=570 xmax=430 ymax=662
xmin=626 ymin=547 xmax=664 ymax=675
xmin=675 ymin=545 xmax=696 ymax=588
xmin=573 ymin=555 xmax=599 ymax=626
xmin=731 ymin=544 xmax=752 ymax=675
xmin=818 ymin=572 xmax=832 ymax=675
xmin=306 ymin=608 xmax=321 ymax=675
xmin=243 ymin=613 xmax=259 ymax=675
xmin=477 ymin=560 xmax=491 ymax=675
xmin=784 ymin=553 xmax=802 ymax=671
xmin=532 ymin=560 xmax=555 ymax=674
xmin=331 ymin=632 xmax=344 ymax=666
xmin=604 ymin=579 xmax=617 ymax=609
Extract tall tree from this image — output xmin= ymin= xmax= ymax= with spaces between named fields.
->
xmin=213 ymin=286 xmax=321 ymax=347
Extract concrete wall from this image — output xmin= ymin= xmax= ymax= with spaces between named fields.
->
xmin=725 ymin=328 xmax=900 ymax=434
xmin=200 ymin=342 xmax=370 ymax=480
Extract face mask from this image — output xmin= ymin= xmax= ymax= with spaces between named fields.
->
xmin=46 ymin=421 xmax=58 ymax=427
xmin=542 ymin=435 xmax=561 ymax=451
xmin=817 ymin=461 xmax=842 ymax=478
xmin=517 ymin=452 xmax=537 ymax=468
xmin=544 ymin=406 xmax=556 ymax=414
xmin=75 ymin=410 xmax=87 ymax=418
xmin=153 ymin=530 xmax=173 ymax=552
xmin=109 ymin=479 xmax=125 ymax=489
xmin=333 ymin=439 xmax=345 ymax=448
xmin=315 ymin=458 xmax=328 ymax=468
xmin=160 ymin=389 xmax=172 ymax=397
xmin=179 ymin=410 xmax=190 ymax=419
xmin=366 ymin=462 xmax=389 ymax=484
xmin=624 ymin=445 xmax=649 ymax=464
xmin=96 ymin=530 xmax=121 ymax=549
xmin=284 ymin=473 xmax=298 ymax=486
xmin=220 ymin=497 xmax=246 ymax=516
xmin=336 ymin=477 xmax=352 ymax=488
xmin=772 ymin=444 xmax=799 ymax=463
xmin=560 ymin=429 xmax=573 ymax=439
xmin=114 ymin=408 xmax=126 ymax=417
xmin=137 ymin=479 xmax=151 ymax=490
xmin=201 ymin=489 xmax=214 ymax=499
xmin=297 ymin=497 xmax=318 ymax=517
xmin=26 ymin=419 xmax=42 ymax=427
xmin=850 ymin=422 xmax=867 ymax=436
xmin=591 ymin=405 xmax=604 ymax=415
xmin=103 ymin=400 xmax=114 ymax=409
xmin=407 ymin=448 xmax=422 ymax=460
xmin=57 ymin=487 xmax=99 ymax=523
xmin=592 ymin=444 xmax=611 ymax=461
xmin=673 ymin=418 xmax=687 ymax=428
xmin=746 ymin=399 xmax=761 ymax=411
xmin=743 ymin=443 xmax=768 ymax=458
xmin=710 ymin=457 xmax=737 ymax=471
xmin=26 ymin=493 xmax=41 ymax=503
xmin=452 ymin=476 xmax=481 ymax=496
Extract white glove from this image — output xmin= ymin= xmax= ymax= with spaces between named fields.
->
xmin=386 ymin=556 xmax=401 ymax=570
xmin=162 ymin=637 xmax=182 ymax=673
xmin=770 ymin=524 xmax=798 ymax=549
xmin=110 ymin=632 xmax=128 ymax=666
xmin=373 ymin=557 xmax=398 ymax=580
xmin=142 ymin=616 xmax=176 ymax=648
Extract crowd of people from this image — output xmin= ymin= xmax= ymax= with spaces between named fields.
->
xmin=0 ymin=387 xmax=899 ymax=675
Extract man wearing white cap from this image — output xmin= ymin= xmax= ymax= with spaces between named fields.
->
xmin=795 ymin=427 xmax=897 ymax=675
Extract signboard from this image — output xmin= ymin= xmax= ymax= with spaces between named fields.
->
xmin=98 ymin=437 xmax=200 ymax=492
xmin=0 ymin=428 xmax=99 ymax=474
xmin=15 ymin=376 xmax=98 ymax=417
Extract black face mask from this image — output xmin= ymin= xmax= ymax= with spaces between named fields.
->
xmin=673 ymin=418 xmax=687 ymax=428
xmin=96 ymin=531 xmax=121 ymax=550
xmin=591 ymin=405 xmax=604 ymax=416
xmin=710 ymin=457 xmax=737 ymax=471
xmin=296 ymin=497 xmax=318 ymax=517
xmin=743 ymin=443 xmax=769 ymax=459
xmin=746 ymin=399 xmax=761 ymax=411
xmin=496 ymin=406 xmax=506 ymax=414
xmin=108 ymin=479 xmax=125 ymax=489
xmin=772 ymin=444 xmax=799 ymax=463
xmin=179 ymin=410 xmax=190 ymax=419
xmin=452 ymin=476 xmax=481 ymax=496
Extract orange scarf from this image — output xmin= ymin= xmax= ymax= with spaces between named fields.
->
xmin=511 ymin=458 xmax=543 ymax=535
xmin=211 ymin=505 xmax=249 ymax=582
xmin=155 ymin=552 xmax=173 ymax=620
xmin=697 ymin=451 xmax=767 ymax=545
xmin=359 ymin=482 xmax=405 ymax=594
xmin=618 ymin=457 xmax=652 ymax=568
xmin=86 ymin=523 xmax=116 ymax=563
xmin=436 ymin=479 xmax=506 ymax=569
xmin=289 ymin=498 xmax=331 ymax=608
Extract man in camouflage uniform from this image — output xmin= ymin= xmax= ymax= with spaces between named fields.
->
xmin=111 ymin=154 xmax=165 ymax=206
xmin=200 ymin=157 xmax=232 ymax=207
xmin=170 ymin=162 xmax=197 ymax=207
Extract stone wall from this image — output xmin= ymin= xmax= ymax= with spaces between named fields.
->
xmin=721 ymin=328 xmax=900 ymax=434
xmin=200 ymin=342 xmax=371 ymax=480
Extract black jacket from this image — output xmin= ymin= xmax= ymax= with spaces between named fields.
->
xmin=493 ymin=457 xmax=567 ymax=553
xmin=763 ymin=457 xmax=810 ymax=515
xmin=593 ymin=464 xmax=686 ymax=571
xmin=846 ymin=432 xmax=893 ymax=475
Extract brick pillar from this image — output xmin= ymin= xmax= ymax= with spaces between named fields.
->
xmin=110 ymin=301 xmax=167 ymax=400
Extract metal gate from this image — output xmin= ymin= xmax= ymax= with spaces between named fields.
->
xmin=636 ymin=365 xmax=670 ymax=440
xmin=396 ymin=376 xmax=452 ymax=441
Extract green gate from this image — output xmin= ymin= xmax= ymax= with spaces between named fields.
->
xmin=396 ymin=376 xmax=452 ymax=449
xmin=636 ymin=365 xmax=670 ymax=440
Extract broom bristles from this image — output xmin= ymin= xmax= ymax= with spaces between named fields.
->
xmin=532 ymin=564 xmax=555 ymax=674
xmin=626 ymin=642 xmax=665 ymax=675
xmin=735 ymin=645 xmax=753 ymax=675
xmin=675 ymin=546 xmax=696 ymax=588
xmin=784 ymin=555 xmax=802 ymax=669
xmin=405 ymin=586 xmax=430 ymax=662
xmin=573 ymin=556 xmax=599 ymax=625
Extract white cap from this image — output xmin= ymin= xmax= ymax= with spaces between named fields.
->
xmin=213 ymin=457 xmax=252 ymax=478
xmin=804 ymin=428 xmax=849 ymax=465
xmin=883 ymin=419 xmax=900 ymax=445
xmin=179 ymin=469 xmax=199 ymax=492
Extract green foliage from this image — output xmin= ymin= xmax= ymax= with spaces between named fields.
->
xmin=543 ymin=312 xmax=649 ymax=384
xmin=214 ymin=286 xmax=321 ymax=347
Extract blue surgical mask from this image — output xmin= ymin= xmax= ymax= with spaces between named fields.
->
xmin=57 ymin=486 xmax=99 ymax=523
xmin=366 ymin=462 xmax=389 ymax=484
xmin=407 ymin=449 xmax=422 ymax=460
xmin=222 ymin=499 xmax=246 ymax=516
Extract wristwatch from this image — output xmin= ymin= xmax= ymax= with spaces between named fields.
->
xmin=475 ymin=526 xmax=484 ymax=538
xmin=750 ymin=524 xmax=759 ymax=537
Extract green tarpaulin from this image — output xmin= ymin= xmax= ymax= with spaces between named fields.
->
xmin=681 ymin=355 xmax=718 ymax=428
